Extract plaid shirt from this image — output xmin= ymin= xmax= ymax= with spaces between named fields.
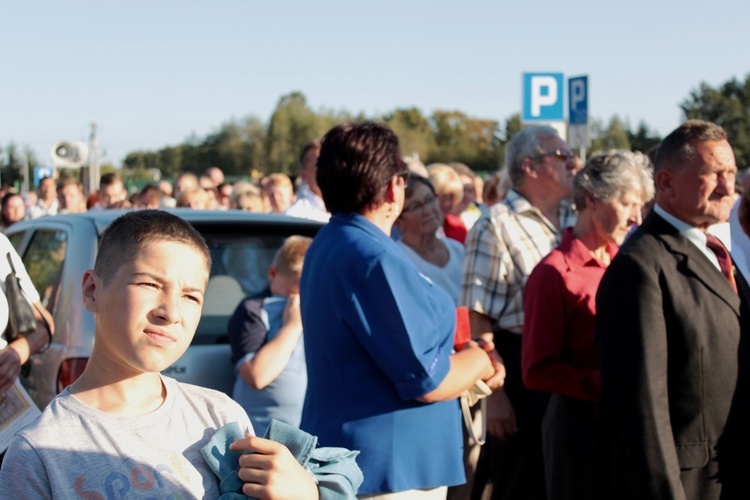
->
xmin=461 ymin=189 xmax=576 ymax=334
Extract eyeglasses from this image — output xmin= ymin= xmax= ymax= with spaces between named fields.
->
xmin=533 ymin=149 xmax=575 ymax=162
xmin=402 ymin=193 xmax=437 ymax=213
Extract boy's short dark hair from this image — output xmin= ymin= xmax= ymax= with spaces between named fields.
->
xmin=94 ymin=210 xmax=211 ymax=284
xmin=271 ymin=235 xmax=313 ymax=279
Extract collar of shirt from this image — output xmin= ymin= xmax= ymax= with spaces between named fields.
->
xmin=330 ymin=212 xmax=393 ymax=245
xmin=504 ymin=189 xmax=576 ymax=234
xmin=558 ymin=227 xmax=618 ymax=269
xmin=653 ymin=204 xmax=720 ymax=270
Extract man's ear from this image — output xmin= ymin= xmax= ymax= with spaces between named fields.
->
xmin=655 ymin=169 xmax=672 ymax=197
xmin=521 ymin=157 xmax=537 ymax=180
xmin=267 ymin=265 xmax=277 ymax=283
xmin=81 ymin=270 xmax=100 ymax=313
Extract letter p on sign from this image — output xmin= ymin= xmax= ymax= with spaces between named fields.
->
xmin=531 ymin=76 xmax=557 ymax=116
xmin=522 ymin=73 xmax=564 ymax=122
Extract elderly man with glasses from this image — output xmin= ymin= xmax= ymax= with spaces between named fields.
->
xmin=460 ymin=125 xmax=578 ymax=500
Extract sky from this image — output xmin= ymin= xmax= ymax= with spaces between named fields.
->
xmin=2 ymin=0 xmax=749 ymax=168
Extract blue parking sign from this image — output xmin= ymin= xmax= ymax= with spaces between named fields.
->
xmin=523 ymin=73 xmax=564 ymax=122
xmin=569 ymin=76 xmax=588 ymax=125
xmin=33 ymin=166 xmax=54 ymax=187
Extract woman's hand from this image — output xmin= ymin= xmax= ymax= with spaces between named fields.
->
xmin=475 ymin=339 xmax=505 ymax=391
xmin=486 ymin=389 xmax=517 ymax=442
xmin=231 ymin=435 xmax=319 ymax=500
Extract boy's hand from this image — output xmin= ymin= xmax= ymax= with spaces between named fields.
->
xmin=230 ymin=435 xmax=319 ymax=500
xmin=282 ymin=293 xmax=302 ymax=331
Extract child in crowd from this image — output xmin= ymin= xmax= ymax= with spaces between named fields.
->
xmin=0 ymin=211 xmax=319 ymax=499
xmin=228 ymin=235 xmax=312 ymax=435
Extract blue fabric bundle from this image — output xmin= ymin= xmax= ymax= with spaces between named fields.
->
xmin=201 ymin=418 xmax=363 ymax=499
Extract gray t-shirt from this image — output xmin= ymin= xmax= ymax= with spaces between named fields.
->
xmin=0 ymin=376 xmax=252 ymax=499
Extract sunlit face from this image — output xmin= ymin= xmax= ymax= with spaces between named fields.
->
xmin=174 ymin=176 xmax=198 ymax=199
xmin=59 ymin=184 xmax=84 ymax=212
xmin=2 ymin=195 xmax=26 ymax=224
xmin=82 ymin=241 xmax=207 ymax=376
xmin=398 ymin=181 xmax=443 ymax=236
xmin=267 ymin=185 xmax=294 ymax=213
xmin=590 ymin=188 xmax=644 ymax=246
xmin=299 ymin=148 xmax=320 ymax=193
xmin=658 ymin=140 xmax=736 ymax=230
xmin=532 ymin=136 xmax=577 ymax=199
xmin=268 ymin=268 xmax=301 ymax=296
xmin=39 ymin=178 xmax=57 ymax=201
xmin=99 ymin=182 xmax=126 ymax=208
xmin=458 ymin=174 xmax=476 ymax=210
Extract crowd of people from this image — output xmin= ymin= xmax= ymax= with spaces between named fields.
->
xmin=1 ymin=117 xmax=750 ymax=499
xmin=0 ymin=144 xmax=331 ymax=231
xmin=221 ymin=120 xmax=750 ymax=499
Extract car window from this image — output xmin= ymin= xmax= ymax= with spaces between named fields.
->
xmin=7 ymin=231 xmax=25 ymax=251
xmin=21 ymin=230 xmax=68 ymax=313
xmin=195 ymin=232 xmax=289 ymax=344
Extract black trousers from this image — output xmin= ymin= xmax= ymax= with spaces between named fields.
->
xmin=472 ymin=332 xmax=548 ymax=500
xmin=542 ymin=394 xmax=612 ymax=500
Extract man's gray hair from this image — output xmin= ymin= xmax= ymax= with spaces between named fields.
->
xmin=504 ymin=125 xmax=561 ymax=188
xmin=573 ymin=150 xmax=655 ymax=209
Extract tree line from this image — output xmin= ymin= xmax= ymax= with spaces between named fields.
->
xmin=121 ymin=91 xmax=664 ymax=180
xmin=3 ymin=72 xmax=749 ymax=187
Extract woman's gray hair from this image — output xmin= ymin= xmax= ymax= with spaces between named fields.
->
xmin=504 ymin=125 xmax=561 ymax=188
xmin=573 ymin=150 xmax=655 ymax=210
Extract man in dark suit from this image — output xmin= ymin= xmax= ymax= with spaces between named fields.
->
xmin=596 ymin=120 xmax=745 ymax=500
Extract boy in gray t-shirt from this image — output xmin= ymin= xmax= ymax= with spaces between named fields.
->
xmin=0 ymin=210 xmax=319 ymax=499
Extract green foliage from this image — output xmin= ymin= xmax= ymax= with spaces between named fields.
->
xmin=428 ymin=110 xmax=502 ymax=172
xmin=627 ymin=121 xmax=662 ymax=155
xmin=0 ymin=142 xmax=37 ymax=188
xmin=681 ymin=74 xmax=750 ymax=168
xmin=383 ymin=107 xmax=436 ymax=162
xmin=590 ymin=115 xmax=631 ymax=152
xmin=115 ymin=93 xmax=673 ymax=180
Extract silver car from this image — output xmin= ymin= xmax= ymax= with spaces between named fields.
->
xmin=4 ymin=209 xmax=322 ymax=410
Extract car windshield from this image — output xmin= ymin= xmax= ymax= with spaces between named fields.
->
xmin=195 ymin=231 xmax=287 ymax=344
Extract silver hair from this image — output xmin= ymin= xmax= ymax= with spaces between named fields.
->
xmin=573 ymin=150 xmax=655 ymax=209
xmin=504 ymin=125 xmax=561 ymax=188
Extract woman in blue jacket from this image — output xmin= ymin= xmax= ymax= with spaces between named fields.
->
xmin=299 ymin=122 xmax=504 ymax=498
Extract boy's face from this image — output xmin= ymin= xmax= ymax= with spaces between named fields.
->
xmin=268 ymin=267 xmax=300 ymax=296
xmin=82 ymin=240 xmax=208 ymax=376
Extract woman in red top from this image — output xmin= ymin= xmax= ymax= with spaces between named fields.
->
xmin=521 ymin=150 xmax=654 ymax=500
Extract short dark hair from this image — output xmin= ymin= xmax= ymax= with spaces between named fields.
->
xmin=99 ymin=172 xmax=121 ymax=188
xmin=316 ymin=122 xmax=404 ymax=214
xmin=94 ymin=210 xmax=211 ymax=285
xmin=654 ymin=120 xmax=728 ymax=173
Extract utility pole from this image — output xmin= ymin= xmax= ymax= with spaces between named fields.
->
xmin=86 ymin=122 xmax=100 ymax=195
xmin=22 ymin=151 xmax=30 ymax=193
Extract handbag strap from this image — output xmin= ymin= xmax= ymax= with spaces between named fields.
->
xmin=460 ymin=392 xmax=487 ymax=447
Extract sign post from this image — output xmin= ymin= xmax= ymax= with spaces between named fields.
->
xmin=568 ymin=75 xmax=590 ymax=160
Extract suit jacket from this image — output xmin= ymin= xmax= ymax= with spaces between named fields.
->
xmin=596 ymin=211 xmax=749 ymax=500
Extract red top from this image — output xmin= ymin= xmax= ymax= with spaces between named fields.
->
xmin=521 ymin=228 xmax=617 ymax=402
xmin=443 ymin=214 xmax=468 ymax=244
